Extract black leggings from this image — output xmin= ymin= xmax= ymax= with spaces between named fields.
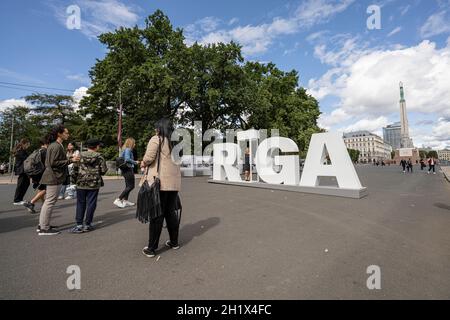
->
xmin=14 ymin=173 xmax=30 ymax=203
xmin=119 ymin=168 xmax=135 ymax=200
xmin=148 ymin=191 xmax=179 ymax=250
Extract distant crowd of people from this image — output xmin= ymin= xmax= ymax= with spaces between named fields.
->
xmin=10 ymin=119 xmax=181 ymax=258
xmin=399 ymin=157 xmax=438 ymax=174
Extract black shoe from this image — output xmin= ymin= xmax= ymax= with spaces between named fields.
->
xmin=165 ymin=240 xmax=180 ymax=250
xmin=36 ymin=225 xmax=58 ymax=232
xmin=23 ymin=201 xmax=36 ymax=214
xmin=38 ymin=228 xmax=61 ymax=236
xmin=142 ymin=247 xmax=156 ymax=257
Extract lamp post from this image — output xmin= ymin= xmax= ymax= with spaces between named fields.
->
xmin=8 ymin=116 xmax=14 ymax=181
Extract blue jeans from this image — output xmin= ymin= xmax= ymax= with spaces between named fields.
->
xmin=76 ymin=189 xmax=99 ymax=225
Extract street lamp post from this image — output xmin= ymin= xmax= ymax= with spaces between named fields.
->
xmin=8 ymin=116 xmax=14 ymax=180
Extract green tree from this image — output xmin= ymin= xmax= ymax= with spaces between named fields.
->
xmin=419 ymin=150 xmax=427 ymax=159
xmin=79 ymin=9 xmax=322 ymax=158
xmin=244 ymin=62 xmax=322 ymax=157
xmin=347 ymin=149 xmax=360 ymax=163
xmin=24 ymin=93 xmax=78 ymax=125
xmin=427 ymin=150 xmax=438 ymax=159
xmin=0 ymin=106 xmax=43 ymax=163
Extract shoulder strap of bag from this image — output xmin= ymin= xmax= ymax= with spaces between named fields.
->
xmin=156 ymin=136 xmax=161 ymax=178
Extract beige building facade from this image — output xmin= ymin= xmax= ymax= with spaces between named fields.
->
xmin=343 ymin=131 xmax=393 ymax=163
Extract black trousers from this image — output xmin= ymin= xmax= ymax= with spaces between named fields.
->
xmin=76 ymin=189 xmax=99 ymax=225
xmin=428 ymin=165 xmax=435 ymax=173
xmin=14 ymin=173 xmax=30 ymax=203
xmin=148 ymin=191 xmax=179 ymax=250
xmin=119 ymin=168 xmax=135 ymax=200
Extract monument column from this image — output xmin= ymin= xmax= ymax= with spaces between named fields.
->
xmin=399 ymin=82 xmax=411 ymax=148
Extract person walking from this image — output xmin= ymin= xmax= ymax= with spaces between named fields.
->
xmin=407 ymin=158 xmax=413 ymax=173
xmin=420 ymin=159 xmax=425 ymax=170
xmin=58 ymin=142 xmax=78 ymax=200
xmin=141 ymin=118 xmax=181 ymax=258
xmin=22 ymin=135 xmax=50 ymax=214
xmin=428 ymin=157 xmax=436 ymax=174
xmin=114 ymin=138 xmax=139 ymax=208
xmin=13 ymin=138 xmax=31 ymax=205
xmin=38 ymin=125 xmax=80 ymax=235
xmin=243 ymin=147 xmax=251 ymax=181
xmin=400 ymin=159 xmax=406 ymax=173
xmin=70 ymin=139 xmax=107 ymax=233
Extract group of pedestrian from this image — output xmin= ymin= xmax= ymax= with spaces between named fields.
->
xmin=400 ymin=157 xmax=438 ymax=174
xmin=11 ymin=118 xmax=181 ymax=258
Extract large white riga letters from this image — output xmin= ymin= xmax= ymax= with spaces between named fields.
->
xmin=210 ymin=130 xmax=367 ymax=198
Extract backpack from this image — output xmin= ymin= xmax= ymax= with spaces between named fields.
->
xmin=24 ymin=149 xmax=45 ymax=176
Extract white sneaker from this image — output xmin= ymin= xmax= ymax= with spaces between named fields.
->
xmin=113 ymin=199 xmax=126 ymax=208
xmin=123 ymin=200 xmax=135 ymax=207
xmin=13 ymin=201 xmax=25 ymax=205
xmin=57 ymin=196 xmax=64 ymax=200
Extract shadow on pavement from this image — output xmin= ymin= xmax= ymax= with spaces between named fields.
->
xmin=179 ymin=217 xmax=221 ymax=246
xmin=434 ymin=203 xmax=450 ymax=211
xmin=0 ymin=214 xmax=62 ymax=234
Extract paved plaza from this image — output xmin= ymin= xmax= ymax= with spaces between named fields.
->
xmin=0 ymin=165 xmax=449 ymax=299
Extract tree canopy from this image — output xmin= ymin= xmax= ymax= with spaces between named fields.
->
xmin=79 ymin=10 xmax=322 ymax=158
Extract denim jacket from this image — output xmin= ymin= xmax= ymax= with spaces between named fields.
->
xmin=121 ymin=148 xmax=137 ymax=168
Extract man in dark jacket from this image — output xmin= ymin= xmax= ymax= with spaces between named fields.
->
xmin=70 ymin=139 xmax=107 ymax=233
xmin=13 ymin=138 xmax=31 ymax=205
xmin=38 ymin=125 xmax=80 ymax=236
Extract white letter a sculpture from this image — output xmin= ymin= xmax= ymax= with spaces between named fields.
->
xmin=299 ymin=132 xmax=363 ymax=190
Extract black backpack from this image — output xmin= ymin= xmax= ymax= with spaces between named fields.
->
xmin=24 ymin=149 xmax=45 ymax=176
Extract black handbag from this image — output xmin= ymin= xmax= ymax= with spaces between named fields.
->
xmin=116 ymin=156 xmax=128 ymax=170
xmin=136 ymin=138 xmax=162 ymax=223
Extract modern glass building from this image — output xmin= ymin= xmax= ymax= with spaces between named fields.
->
xmin=383 ymin=122 xmax=401 ymax=150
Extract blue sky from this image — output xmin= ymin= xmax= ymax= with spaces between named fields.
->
xmin=1 ymin=0 xmax=449 ymax=149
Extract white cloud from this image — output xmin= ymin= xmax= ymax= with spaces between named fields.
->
xmin=387 ymin=26 xmax=402 ymax=37
xmin=340 ymin=116 xmax=389 ymax=133
xmin=0 ymin=98 xmax=31 ymax=112
xmin=185 ymin=0 xmax=355 ymax=56
xmin=318 ymin=108 xmax=351 ymax=130
xmin=432 ymin=118 xmax=450 ymax=142
xmin=228 ymin=18 xmax=239 ymax=26
xmin=295 ymin=0 xmax=355 ymax=27
xmin=309 ymin=36 xmax=450 ymax=149
xmin=67 ymin=74 xmax=91 ymax=85
xmin=400 ymin=5 xmax=411 ymax=16
xmin=52 ymin=0 xmax=140 ymax=39
xmin=72 ymin=86 xmax=89 ymax=110
xmin=309 ymin=40 xmax=450 ymax=118
xmin=420 ymin=11 xmax=450 ymax=38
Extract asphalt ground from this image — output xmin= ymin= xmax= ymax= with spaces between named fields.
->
xmin=0 ymin=165 xmax=449 ymax=299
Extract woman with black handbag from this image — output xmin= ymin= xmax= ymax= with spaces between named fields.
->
xmin=140 ymin=118 xmax=181 ymax=258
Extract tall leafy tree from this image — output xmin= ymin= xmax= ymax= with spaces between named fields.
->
xmin=79 ymin=9 xmax=322 ymax=158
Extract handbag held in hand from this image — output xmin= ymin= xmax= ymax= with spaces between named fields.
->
xmin=136 ymin=138 xmax=162 ymax=223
